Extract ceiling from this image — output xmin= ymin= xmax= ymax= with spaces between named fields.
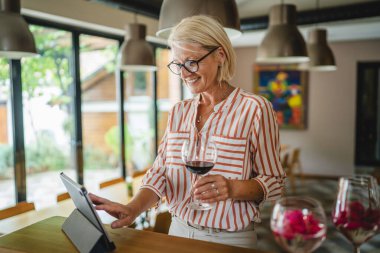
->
xmin=92 ymin=0 xmax=380 ymax=47
xmin=234 ymin=0 xmax=380 ymax=47
xmin=235 ymin=0 xmax=379 ymax=18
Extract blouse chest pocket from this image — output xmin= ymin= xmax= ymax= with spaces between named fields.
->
xmin=211 ymin=135 xmax=247 ymax=179
xmin=166 ymin=132 xmax=190 ymax=169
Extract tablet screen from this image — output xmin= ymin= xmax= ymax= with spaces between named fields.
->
xmin=60 ymin=172 xmax=113 ymax=243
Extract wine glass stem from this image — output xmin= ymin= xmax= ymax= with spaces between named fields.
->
xmin=354 ymin=245 xmax=360 ymax=253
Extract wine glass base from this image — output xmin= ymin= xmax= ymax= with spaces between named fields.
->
xmin=188 ymin=202 xmax=212 ymax=211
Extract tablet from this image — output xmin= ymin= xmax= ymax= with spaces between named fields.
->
xmin=60 ymin=172 xmax=114 ymax=247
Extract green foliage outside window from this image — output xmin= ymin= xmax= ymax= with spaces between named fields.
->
xmin=0 ymin=145 xmax=12 ymax=178
xmin=22 ymin=25 xmax=72 ymax=104
xmin=0 ymin=59 xmax=9 ymax=86
xmin=83 ymin=146 xmax=112 ymax=170
xmin=25 ymin=131 xmax=68 ymax=173
xmin=104 ymin=125 xmax=134 ymax=164
xmin=134 ymin=72 xmax=147 ymax=93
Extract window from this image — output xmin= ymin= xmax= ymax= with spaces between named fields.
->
xmin=80 ymin=34 xmax=120 ymax=190
xmin=355 ymin=62 xmax=380 ymax=167
xmin=0 ymin=59 xmax=15 ymax=209
xmin=1 ymin=17 xmax=172 ymax=210
xmin=124 ymin=71 xmax=156 ymax=175
xmin=156 ymin=48 xmax=181 ymax=143
xmin=22 ymin=25 xmax=74 ymax=209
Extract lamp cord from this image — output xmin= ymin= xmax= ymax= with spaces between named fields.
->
xmin=316 ymin=0 xmax=320 ymax=28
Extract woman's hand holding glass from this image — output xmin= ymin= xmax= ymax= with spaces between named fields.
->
xmin=193 ymin=174 xmax=231 ymax=203
xmin=182 ymin=139 xmax=217 ymax=210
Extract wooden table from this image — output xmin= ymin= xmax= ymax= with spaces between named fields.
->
xmin=0 ymin=216 xmax=270 ymax=253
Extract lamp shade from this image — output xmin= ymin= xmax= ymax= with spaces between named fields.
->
xmin=0 ymin=0 xmax=37 ymax=59
xmin=118 ymin=23 xmax=157 ymax=72
xmin=156 ymin=0 xmax=241 ymax=40
xmin=256 ymin=4 xmax=309 ymax=64
xmin=307 ymin=29 xmax=336 ymax=71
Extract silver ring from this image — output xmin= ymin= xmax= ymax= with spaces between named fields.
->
xmin=211 ymin=183 xmax=215 ymax=189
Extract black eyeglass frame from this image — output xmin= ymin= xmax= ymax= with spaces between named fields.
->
xmin=167 ymin=47 xmax=219 ymax=75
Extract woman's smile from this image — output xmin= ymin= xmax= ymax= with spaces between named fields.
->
xmin=185 ymin=77 xmax=200 ymax=86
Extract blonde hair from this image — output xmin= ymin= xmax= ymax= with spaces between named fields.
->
xmin=168 ymin=15 xmax=236 ymax=83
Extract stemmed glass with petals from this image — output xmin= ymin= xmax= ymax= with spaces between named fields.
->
xmin=271 ymin=196 xmax=327 ymax=253
xmin=182 ymin=139 xmax=217 ymax=210
xmin=332 ymin=175 xmax=380 ymax=253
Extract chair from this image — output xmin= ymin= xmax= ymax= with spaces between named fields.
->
xmin=281 ymin=152 xmax=289 ymax=170
xmin=280 ymin=153 xmax=289 ymax=195
xmin=282 ymin=148 xmax=304 ymax=193
xmin=280 ymin=144 xmax=289 ymax=154
xmin=0 ymin=202 xmax=36 ymax=220
xmin=99 ymin=177 xmax=125 ymax=189
xmin=153 ymin=211 xmax=172 ymax=234
xmin=131 ymin=169 xmax=148 ymax=196
xmin=56 ymin=192 xmax=70 ymax=202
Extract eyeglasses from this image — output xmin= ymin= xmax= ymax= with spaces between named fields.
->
xmin=167 ymin=47 xmax=219 ymax=75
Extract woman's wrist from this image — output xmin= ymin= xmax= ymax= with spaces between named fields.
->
xmin=126 ymin=197 xmax=145 ymax=216
xmin=128 ymin=188 xmax=160 ymax=215
xmin=227 ymin=179 xmax=237 ymax=199
xmin=227 ymin=179 xmax=264 ymax=203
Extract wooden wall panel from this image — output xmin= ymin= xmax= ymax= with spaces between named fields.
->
xmin=82 ymin=112 xmax=117 ymax=154
xmin=82 ymin=72 xmax=116 ymax=102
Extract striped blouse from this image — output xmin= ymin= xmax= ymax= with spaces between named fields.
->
xmin=141 ymin=87 xmax=286 ymax=231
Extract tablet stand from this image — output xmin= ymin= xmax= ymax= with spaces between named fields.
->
xmin=62 ymin=209 xmax=116 ymax=253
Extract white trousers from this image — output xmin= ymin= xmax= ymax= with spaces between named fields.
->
xmin=168 ymin=216 xmax=257 ymax=249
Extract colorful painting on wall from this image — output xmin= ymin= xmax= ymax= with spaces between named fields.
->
xmin=254 ymin=65 xmax=308 ymax=129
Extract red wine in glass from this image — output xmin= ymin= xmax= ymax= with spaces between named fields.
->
xmin=185 ymin=161 xmax=215 ymax=175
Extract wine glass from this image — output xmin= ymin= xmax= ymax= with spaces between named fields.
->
xmin=271 ymin=196 xmax=327 ymax=253
xmin=332 ymin=175 xmax=380 ymax=253
xmin=182 ymin=139 xmax=217 ymax=210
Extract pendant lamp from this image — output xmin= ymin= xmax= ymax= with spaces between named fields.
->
xmin=0 ymin=0 xmax=37 ymax=59
xmin=305 ymin=0 xmax=336 ymax=71
xmin=118 ymin=23 xmax=157 ymax=72
xmin=306 ymin=29 xmax=336 ymax=71
xmin=256 ymin=4 xmax=309 ymax=64
xmin=156 ymin=0 xmax=241 ymax=40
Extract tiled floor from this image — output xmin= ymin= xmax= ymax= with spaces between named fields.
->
xmin=254 ymin=178 xmax=380 ymax=253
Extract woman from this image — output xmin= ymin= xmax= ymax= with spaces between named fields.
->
xmin=90 ymin=15 xmax=285 ymax=249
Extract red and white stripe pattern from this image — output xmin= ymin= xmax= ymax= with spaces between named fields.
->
xmin=141 ymin=88 xmax=286 ymax=231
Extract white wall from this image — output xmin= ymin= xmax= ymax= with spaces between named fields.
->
xmin=231 ymin=39 xmax=380 ymax=176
